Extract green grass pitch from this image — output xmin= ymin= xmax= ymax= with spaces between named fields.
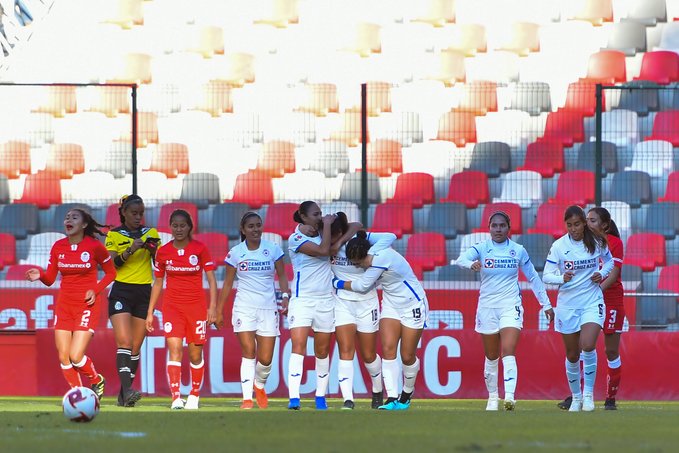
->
xmin=1 ymin=397 xmax=677 ymax=452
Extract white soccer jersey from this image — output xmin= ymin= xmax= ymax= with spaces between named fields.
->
xmin=456 ymin=239 xmax=551 ymax=309
xmin=225 ymin=239 xmax=284 ymax=309
xmin=331 ymin=232 xmax=396 ymax=301
xmin=542 ymin=234 xmax=614 ymax=309
xmin=288 ymin=226 xmax=334 ymax=298
xmin=349 ymin=248 xmax=425 ymax=309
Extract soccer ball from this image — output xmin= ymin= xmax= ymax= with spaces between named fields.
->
xmin=62 ymin=386 xmax=100 ymax=422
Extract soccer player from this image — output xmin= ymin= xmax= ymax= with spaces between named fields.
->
xmin=25 ymin=208 xmax=115 ymax=398
xmin=215 ymin=211 xmax=290 ymax=410
xmin=145 ymin=210 xmax=217 ymax=410
xmin=454 ymin=211 xmax=554 ymax=411
xmin=332 ymin=230 xmax=427 ymax=411
xmin=106 ymin=194 xmax=159 ymax=407
xmin=286 ymin=201 xmax=337 ymax=410
xmin=328 ymin=212 xmax=395 ymax=410
xmin=542 ymin=205 xmax=614 ymax=412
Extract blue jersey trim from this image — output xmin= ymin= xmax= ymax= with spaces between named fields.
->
xmin=472 ymin=245 xmax=480 ymax=256
xmin=403 ymin=281 xmax=421 ymax=301
xmin=295 ymin=271 xmax=300 ymax=297
xmin=225 ymin=262 xmax=236 ymax=268
xmin=370 ymin=265 xmax=388 ymax=270
xmin=275 ymin=253 xmax=285 ymax=261
xmin=293 ymin=240 xmax=309 ymax=252
xmin=546 ymin=259 xmax=557 ymax=264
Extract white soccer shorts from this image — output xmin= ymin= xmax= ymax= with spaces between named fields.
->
xmin=475 ymin=304 xmax=524 ymax=335
xmin=232 ymin=305 xmax=280 ymax=337
xmin=335 ymin=296 xmax=380 ymax=333
xmin=287 ymin=295 xmax=336 ymax=333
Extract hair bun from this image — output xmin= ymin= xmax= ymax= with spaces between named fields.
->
xmin=356 ymin=230 xmax=368 ymax=239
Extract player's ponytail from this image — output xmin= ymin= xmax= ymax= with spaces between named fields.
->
xmin=293 ymin=200 xmax=316 ymax=224
xmin=73 ymin=209 xmax=108 ymax=238
xmin=346 ymin=230 xmax=371 ymax=263
xmin=330 ymin=211 xmax=349 ymax=237
xmin=588 ymin=207 xmax=620 ymax=238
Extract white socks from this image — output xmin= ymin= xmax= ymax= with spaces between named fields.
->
xmin=502 ymin=356 xmax=517 ymax=401
xmin=582 ymin=350 xmax=597 ymax=395
xmin=382 ymin=358 xmax=400 ymax=399
xmin=402 ymin=357 xmax=420 ymax=394
xmin=484 ymin=357 xmax=499 ymax=398
xmin=240 ymin=358 xmax=256 ymax=400
xmin=338 ymin=359 xmax=354 ymax=401
xmin=565 ymin=358 xmax=582 ymax=398
xmin=288 ymin=353 xmax=304 ymax=399
xmin=315 ymin=356 xmax=330 ymax=397
xmin=254 ymin=361 xmax=272 ymax=389
xmin=364 ymin=355 xmax=383 ymax=393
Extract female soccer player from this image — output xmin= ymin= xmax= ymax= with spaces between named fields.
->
xmin=332 ymin=230 xmax=427 ymax=411
xmin=25 ymin=208 xmax=115 ymax=398
xmin=543 ymin=205 xmax=613 ymax=412
xmin=286 ymin=201 xmax=336 ymax=410
xmin=106 ymin=194 xmax=160 ymax=407
xmin=215 ymin=211 xmax=290 ymax=410
xmin=329 ymin=213 xmax=395 ymax=410
xmin=145 ymin=210 xmax=217 ymax=410
xmin=455 ymin=211 xmax=554 ymax=411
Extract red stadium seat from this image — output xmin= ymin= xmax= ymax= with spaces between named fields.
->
xmin=18 ymin=171 xmax=62 ymax=209
xmin=540 ymin=110 xmax=585 ymax=147
xmin=194 ymin=232 xmax=229 ymax=266
xmin=370 ymin=203 xmax=414 ymax=238
xmin=527 ymin=202 xmax=570 ymax=238
xmin=635 ymin=51 xmax=679 ymax=85
xmin=625 ymin=233 xmax=666 ymax=271
xmin=0 ymin=141 xmax=31 ymax=179
xmin=658 ymin=265 xmax=679 ymax=293
xmin=518 ymin=140 xmax=565 ymax=178
xmin=645 ymin=110 xmax=679 ymax=146
xmin=157 ymin=202 xmax=199 ymax=234
xmin=5 ymin=264 xmax=41 ymax=280
xmin=387 ymin=172 xmax=435 ymax=208
xmin=406 ymin=232 xmax=447 ymax=279
xmin=562 ymin=81 xmax=603 ymax=117
xmin=364 ymin=139 xmax=402 ymax=176
xmin=44 ymin=143 xmax=85 ymax=179
xmin=228 ymin=171 xmax=274 ymax=208
xmin=441 ymin=171 xmax=489 ymax=208
xmin=549 ymin=170 xmax=595 ymax=206
xmin=148 ymin=143 xmax=190 ymax=178
xmin=658 ymin=171 xmax=679 ymax=202
xmin=0 ymin=232 xmax=17 ymax=269
xmin=263 ymin=202 xmax=298 ymax=238
xmin=256 ymin=140 xmax=296 ymax=178
xmin=436 ymin=111 xmax=477 ymax=146
xmin=583 ymin=50 xmax=627 ymax=84
xmin=473 ymin=202 xmax=522 ymax=236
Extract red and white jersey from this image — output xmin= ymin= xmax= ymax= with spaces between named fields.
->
xmin=41 ymin=236 xmax=116 ymax=305
xmin=154 ymin=239 xmax=215 ymax=306
xmin=602 ymin=234 xmax=624 ymax=307
xmin=288 ymin=226 xmax=334 ymax=298
xmin=225 ymin=239 xmax=284 ymax=309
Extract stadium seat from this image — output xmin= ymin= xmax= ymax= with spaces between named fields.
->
xmin=609 ymin=170 xmax=652 ymax=208
xmin=465 ymin=51 xmax=520 ymax=84
xmin=320 ymin=201 xmax=360 ymax=223
xmin=645 ymin=111 xmax=679 ymax=147
xmin=370 ymin=203 xmax=413 ymax=238
xmin=44 ymin=143 xmax=85 ymax=179
xmin=4 ymin=264 xmax=41 ymax=280
xmin=432 ymin=265 xmax=479 ymax=282
xmin=0 ymin=232 xmax=16 ymax=268
xmin=625 ymin=232 xmax=666 ymax=271
xmin=657 ymin=264 xmax=679 ymax=293
xmin=343 ymin=22 xmax=382 ymax=58
xmin=254 ymin=0 xmax=299 ymax=27
xmin=157 ymin=202 xmax=199 ymax=234
xmin=549 ymin=170 xmax=595 ymax=206
xmin=621 ymin=264 xmax=643 ymax=287
xmin=0 ymin=140 xmax=31 ymax=179
xmin=515 ymin=233 xmax=553 ymax=272
xmin=45 ymin=203 xmax=93 ymax=234
xmin=436 ymin=111 xmax=476 ymax=146
xmin=604 ymin=21 xmax=646 ymax=56
xmin=337 ymin=172 xmax=381 ymax=204
xmin=658 ymin=171 xmax=679 ymax=202
xmin=33 ymin=85 xmax=77 ymax=117
xmin=186 ymin=26 xmax=225 ymax=59
xmin=0 ymin=175 xmax=9 ymax=204
xmin=527 ymin=202 xmax=570 ymax=238
xmin=598 ymin=110 xmax=638 ymax=147
xmin=206 ymin=202 xmax=250 ymax=239
xmin=296 ymin=83 xmax=339 ymax=117
xmin=601 ymin=200 xmax=632 ymax=238
xmin=61 ymin=171 xmax=119 ymax=208
xmin=88 ymin=86 xmax=130 ymax=117
xmin=412 ymin=0 xmax=455 ymax=27
xmin=262 ymin=203 xmax=299 ymax=238
xmin=627 ymin=140 xmax=674 ymax=177
xmin=473 ymin=202 xmax=522 ymax=236
xmin=405 ymin=232 xmax=447 ymax=279
xmin=369 ymin=111 xmax=423 ymax=147
xmin=20 ymin=232 xmax=66 ymax=269
xmin=615 ymin=81 xmax=660 ymax=116
xmin=387 ymin=172 xmax=435 ymax=208
xmin=517 ymin=140 xmax=564 ymax=178
xmin=18 ymin=172 xmax=62 ymax=209
xmin=306 ymin=141 xmax=350 ymax=177
xmin=440 ymin=170 xmax=489 ymax=208
xmin=148 ymin=143 xmax=190 ymax=178
xmin=562 ymin=81 xmax=602 ymax=117
xmin=496 ymin=22 xmax=540 ymax=57
xmin=624 ymin=0 xmax=667 ymax=25
xmin=426 ymin=202 xmax=468 ymax=239
xmin=329 ymin=111 xmax=366 ymax=147
xmin=443 ymin=23 xmax=487 ymax=56
xmin=274 ymin=171 xmax=335 ymax=203
xmin=570 ymin=0 xmax=613 ymax=26
xmin=228 ymin=171 xmax=273 ymax=209
xmin=657 ymin=22 xmax=679 ymax=53
xmin=191 ymin=81 xmax=233 ymax=117
xmin=475 ymin=110 xmax=533 ymax=148
xmin=136 ymin=112 xmax=159 ymax=147
xmin=466 ymin=141 xmax=511 ymax=178
xmin=364 ymin=139 xmax=402 ymax=176
xmin=256 ymin=140 xmax=296 ymax=178
xmin=103 ymin=0 xmax=144 ymax=29
xmin=135 ymin=171 xmax=180 ymax=207
xmin=194 ymin=232 xmax=229 ymax=266
xmin=428 ymin=49 xmax=466 ymax=87
xmin=456 ymin=81 xmax=497 ymax=116
xmin=493 ymin=170 xmax=542 ymax=208
xmin=575 ymin=142 xmax=618 ymax=176
xmin=635 ymin=51 xmax=679 ymax=85
xmin=645 ymin=202 xmax=679 ymax=239
xmin=540 ymin=110 xmax=585 ymax=147
xmin=179 ymin=173 xmax=221 ymax=209
xmin=95 ymin=140 xmax=132 ymax=178
xmin=508 ymin=82 xmax=551 ymax=116
xmin=457 ymin=232 xmax=491 ymax=258
xmin=583 ymin=50 xmax=627 ymax=84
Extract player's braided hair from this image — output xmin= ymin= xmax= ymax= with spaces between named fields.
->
xmin=118 ymin=194 xmax=144 ymax=226
xmin=588 ymin=207 xmax=621 ymax=238
xmin=70 ymin=208 xmax=108 ymax=238
xmin=239 ymin=211 xmax=262 ymax=242
xmin=346 ymin=230 xmax=371 ymax=263
xmin=169 ymin=209 xmax=194 ymax=239
xmin=564 ymin=205 xmax=607 ymax=254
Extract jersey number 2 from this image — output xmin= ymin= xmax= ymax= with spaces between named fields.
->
xmin=80 ymin=310 xmax=91 ymax=328
xmin=195 ymin=320 xmax=207 ymax=335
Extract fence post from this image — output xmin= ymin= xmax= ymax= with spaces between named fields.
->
xmin=595 ymin=83 xmax=603 ymax=206
xmin=131 ymin=84 xmax=138 ymax=195
xmin=360 ymin=83 xmax=368 ymax=226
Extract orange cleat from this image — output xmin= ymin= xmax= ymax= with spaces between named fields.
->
xmin=240 ymin=399 xmax=254 ymax=410
xmin=254 ymin=386 xmax=268 ymax=409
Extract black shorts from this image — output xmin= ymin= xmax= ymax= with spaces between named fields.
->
xmin=108 ymin=282 xmax=151 ymax=319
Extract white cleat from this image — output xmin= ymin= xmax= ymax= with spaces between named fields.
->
xmin=569 ymin=396 xmax=583 ymax=412
xmin=582 ymin=393 xmax=595 ymax=412
xmin=185 ymin=394 xmax=200 ymax=410
xmin=504 ymin=399 xmax=516 ymax=411
xmin=171 ymin=398 xmax=185 ymax=410
xmin=486 ymin=397 xmax=499 ymax=411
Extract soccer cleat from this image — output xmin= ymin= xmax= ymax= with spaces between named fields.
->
xmin=371 ymin=392 xmax=384 ymax=409
xmin=315 ymin=396 xmax=328 ymax=410
xmin=378 ymin=399 xmax=411 ymax=411
xmin=557 ymin=395 xmax=572 ymax=410
xmin=288 ymin=397 xmax=301 ymax=410
xmin=504 ymin=399 xmax=516 ymax=411
xmin=171 ymin=398 xmax=185 ymax=410
xmin=240 ymin=399 xmax=254 ymax=410
xmin=486 ymin=397 xmax=499 ymax=411
xmin=569 ymin=396 xmax=583 ymax=412
xmin=604 ymin=398 xmax=617 ymax=410
xmin=342 ymin=400 xmax=355 ymax=410
xmin=582 ymin=393 xmax=595 ymax=412
xmin=185 ymin=394 xmax=200 ymax=410
xmin=91 ymin=374 xmax=105 ymax=400
xmin=122 ymin=389 xmax=141 ymax=407
xmin=254 ymin=386 xmax=268 ymax=409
